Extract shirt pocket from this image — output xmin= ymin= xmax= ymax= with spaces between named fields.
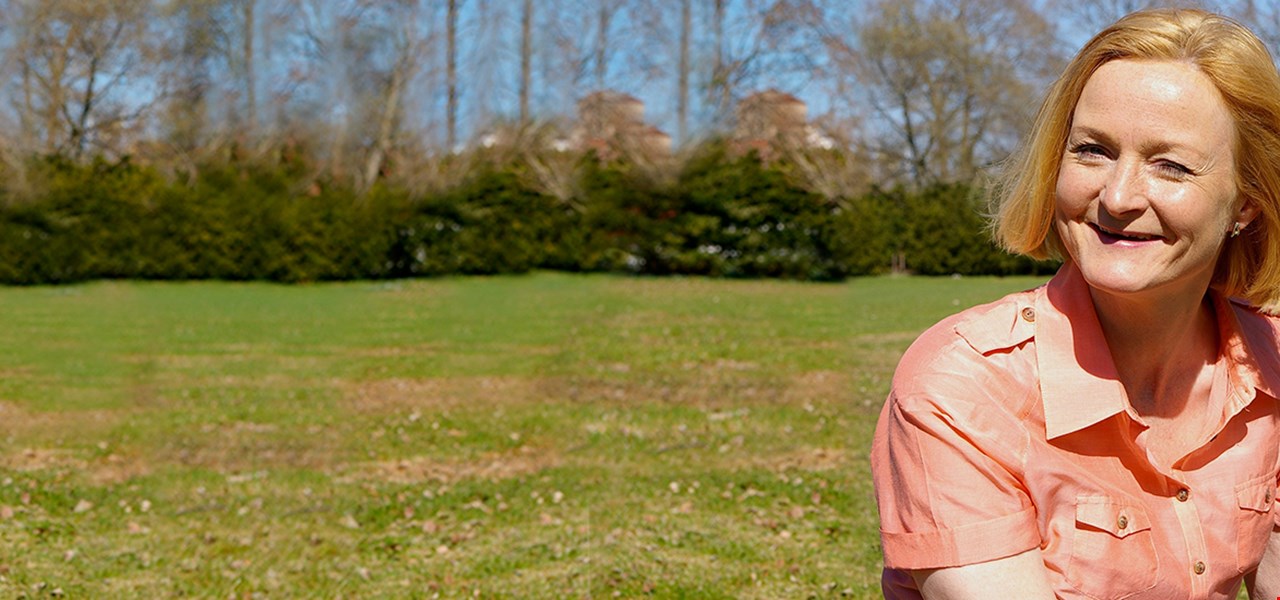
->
xmin=1066 ymin=495 xmax=1158 ymax=600
xmin=1235 ymin=473 xmax=1276 ymax=574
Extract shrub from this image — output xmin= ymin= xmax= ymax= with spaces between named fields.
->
xmin=0 ymin=150 xmax=1055 ymax=284
xmin=396 ymin=168 xmax=564 ymax=276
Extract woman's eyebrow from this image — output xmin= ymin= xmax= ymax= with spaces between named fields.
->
xmin=1067 ymin=125 xmax=1211 ymax=162
xmin=1065 ymin=125 xmax=1111 ymax=144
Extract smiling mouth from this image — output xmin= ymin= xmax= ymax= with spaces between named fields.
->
xmin=1089 ymin=223 xmax=1162 ymax=243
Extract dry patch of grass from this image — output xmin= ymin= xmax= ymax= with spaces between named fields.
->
xmin=781 ymin=370 xmax=855 ymax=405
xmin=161 ymin=421 xmax=345 ymax=472
xmin=345 ymin=376 xmax=543 ymax=413
xmin=1 ymin=446 xmax=148 ymax=486
xmin=737 ymin=447 xmax=849 ymax=473
xmin=338 ymin=446 xmax=561 ymax=485
xmin=345 ymin=343 xmax=447 ymax=358
xmin=1 ymin=448 xmax=84 ymax=473
xmin=344 ymin=368 xmax=848 ymax=415
xmin=0 ymin=403 xmax=120 ymax=448
xmin=85 ymin=452 xmax=154 ymax=486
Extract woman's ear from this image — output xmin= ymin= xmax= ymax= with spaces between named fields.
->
xmin=1237 ymin=200 xmax=1261 ymax=231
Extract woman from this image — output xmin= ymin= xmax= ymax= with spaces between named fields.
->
xmin=871 ymin=8 xmax=1280 ymax=600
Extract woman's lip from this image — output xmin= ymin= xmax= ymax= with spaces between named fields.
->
xmin=1088 ymin=223 xmax=1162 ymax=243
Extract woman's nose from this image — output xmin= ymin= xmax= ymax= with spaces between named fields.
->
xmin=1098 ymin=164 xmax=1147 ymax=217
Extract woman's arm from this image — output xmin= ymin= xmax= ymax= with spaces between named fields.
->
xmin=1247 ymin=530 xmax=1280 ymax=599
xmin=911 ymin=548 xmax=1056 ymax=600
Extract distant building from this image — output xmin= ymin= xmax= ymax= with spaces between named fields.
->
xmin=732 ymin=89 xmax=836 ymax=162
xmin=573 ymin=91 xmax=671 ymax=161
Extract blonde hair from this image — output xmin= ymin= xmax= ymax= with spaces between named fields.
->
xmin=992 ymin=8 xmax=1280 ymax=309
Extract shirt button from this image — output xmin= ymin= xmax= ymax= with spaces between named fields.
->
xmin=1116 ymin=514 xmax=1129 ymax=530
xmin=1193 ymin=561 xmax=1206 ymax=575
xmin=1021 ymin=307 xmax=1036 ymax=322
xmin=1176 ymin=488 xmax=1189 ymax=502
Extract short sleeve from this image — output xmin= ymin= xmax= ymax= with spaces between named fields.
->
xmin=871 ymin=389 xmax=1040 ymax=570
xmin=1273 ymin=471 xmax=1280 ymax=528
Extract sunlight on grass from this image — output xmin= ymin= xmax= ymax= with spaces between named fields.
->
xmin=0 ymin=272 xmax=1045 ymax=597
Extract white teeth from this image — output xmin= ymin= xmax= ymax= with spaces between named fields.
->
xmin=1092 ymin=223 xmax=1155 ymax=241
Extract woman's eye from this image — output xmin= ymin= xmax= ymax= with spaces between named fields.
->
xmin=1070 ymin=143 xmax=1107 ymax=158
xmin=1155 ymin=161 xmax=1193 ymax=177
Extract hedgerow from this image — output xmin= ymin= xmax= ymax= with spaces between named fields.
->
xmin=0 ymin=149 xmax=1054 ymax=284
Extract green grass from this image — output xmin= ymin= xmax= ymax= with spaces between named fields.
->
xmin=0 ymin=272 xmax=1045 ymax=598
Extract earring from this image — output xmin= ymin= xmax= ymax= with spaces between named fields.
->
xmin=1231 ymin=222 xmax=1244 ymax=238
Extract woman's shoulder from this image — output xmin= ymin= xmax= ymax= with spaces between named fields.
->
xmin=1227 ymin=296 xmax=1280 ymax=326
xmin=1225 ymin=297 xmax=1280 ymax=382
xmin=891 ymin=285 xmax=1044 ymax=405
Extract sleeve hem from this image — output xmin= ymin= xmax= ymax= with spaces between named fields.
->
xmin=880 ymin=506 xmax=1040 ymax=570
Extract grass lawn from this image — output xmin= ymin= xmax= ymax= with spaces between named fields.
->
xmin=0 ymin=272 xmax=1046 ymax=598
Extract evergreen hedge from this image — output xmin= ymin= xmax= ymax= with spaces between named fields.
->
xmin=0 ymin=151 xmax=1055 ymax=285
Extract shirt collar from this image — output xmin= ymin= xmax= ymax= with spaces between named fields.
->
xmin=1220 ymin=296 xmax=1280 ymax=406
xmin=1036 ymin=263 xmax=1280 ymax=440
xmin=1036 ymin=263 xmax=1128 ymax=439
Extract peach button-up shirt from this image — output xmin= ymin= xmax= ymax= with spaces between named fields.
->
xmin=871 ymin=263 xmax=1280 ymax=599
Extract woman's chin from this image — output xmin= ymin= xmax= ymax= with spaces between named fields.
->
xmin=1075 ymin=266 xmax=1163 ymax=297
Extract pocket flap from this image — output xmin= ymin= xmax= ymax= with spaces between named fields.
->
xmin=1075 ymin=496 xmax=1151 ymax=538
xmin=1236 ymin=476 xmax=1276 ymax=513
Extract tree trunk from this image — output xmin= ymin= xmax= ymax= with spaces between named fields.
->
xmin=363 ymin=56 xmax=406 ymax=191
xmin=595 ymin=4 xmax=609 ymax=89
xmin=243 ymin=0 xmax=257 ymax=136
xmin=447 ymin=0 xmax=459 ymax=149
xmin=713 ymin=0 xmax=727 ymax=114
xmin=677 ymin=0 xmax=690 ymax=144
xmin=45 ymin=23 xmax=74 ymax=153
xmin=520 ymin=0 xmax=532 ymax=123
xmin=20 ymin=56 xmax=35 ymax=150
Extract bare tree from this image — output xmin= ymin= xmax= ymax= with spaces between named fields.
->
xmin=279 ymin=0 xmax=435 ymax=187
xmin=592 ymin=0 xmax=629 ymax=90
xmin=1052 ymin=0 xmax=1172 ymax=39
xmin=700 ymin=0 xmax=818 ymax=131
xmin=1212 ymin=0 xmax=1280 ymax=54
xmin=156 ymin=0 xmax=226 ymax=180
xmin=811 ymin=0 xmax=1061 ymax=187
xmin=11 ymin=0 xmax=158 ymax=158
xmin=164 ymin=1 xmax=212 ymax=144
xmin=360 ymin=1 xmax=429 ymax=191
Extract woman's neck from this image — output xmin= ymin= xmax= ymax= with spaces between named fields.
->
xmin=1089 ymin=285 xmax=1220 ymax=416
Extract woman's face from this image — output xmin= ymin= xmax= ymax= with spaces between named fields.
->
xmin=1054 ymin=59 xmax=1252 ymax=301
